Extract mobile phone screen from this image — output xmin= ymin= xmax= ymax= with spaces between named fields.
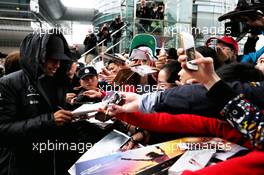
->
xmin=179 ymin=32 xmax=198 ymax=71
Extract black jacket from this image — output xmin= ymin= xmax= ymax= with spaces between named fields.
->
xmin=136 ymin=5 xmax=152 ymax=25
xmin=0 ymin=32 xmax=74 ymax=175
xmin=110 ymin=20 xmax=124 ymax=38
xmin=83 ymin=33 xmax=97 ymax=54
xmin=152 ymin=81 xmax=264 ymax=117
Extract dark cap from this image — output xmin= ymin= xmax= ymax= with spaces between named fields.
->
xmin=219 ymin=0 xmax=264 ymax=21
xmin=78 ymin=66 xmax=98 ymax=79
xmin=46 ymin=35 xmax=71 ymax=61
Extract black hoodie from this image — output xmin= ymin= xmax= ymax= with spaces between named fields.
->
xmin=0 ymin=31 xmax=73 ymax=175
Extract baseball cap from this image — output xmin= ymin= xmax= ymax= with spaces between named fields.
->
xmin=77 ymin=66 xmax=98 ymax=80
xmin=129 ymin=34 xmax=157 ymax=59
xmin=46 ymin=35 xmax=71 ymax=61
xmin=205 ymin=36 xmax=239 ymax=54
xmin=219 ymin=0 xmax=264 ymax=21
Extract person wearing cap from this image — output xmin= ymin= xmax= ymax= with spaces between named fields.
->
xmin=219 ymin=0 xmax=264 ymax=27
xmin=104 ymin=34 xmax=158 ymax=92
xmin=66 ymin=66 xmax=106 ymax=106
xmin=0 ymin=31 xmax=76 ymax=175
xmin=129 ymin=34 xmax=157 ymax=62
xmin=218 ymin=0 xmax=264 ymax=64
xmin=206 ymin=36 xmax=239 ymax=65
xmin=128 ymin=34 xmax=158 ymax=86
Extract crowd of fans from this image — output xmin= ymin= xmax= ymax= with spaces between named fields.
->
xmin=0 ymin=0 xmax=264 ymax=175
xmin=82 ymin=15 xmax=124 ymax=64
xmin=136 ymin=0 xmax=164 ymax=33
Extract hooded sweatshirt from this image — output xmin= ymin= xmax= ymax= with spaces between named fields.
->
xmin=0 ymin=31 xmax=73 ymax=175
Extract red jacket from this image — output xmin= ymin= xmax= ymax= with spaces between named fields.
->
xmin=116 ymin=112 xmax=252 ymax=148
xmin=115 ymin=112 xmax=264 ymax=175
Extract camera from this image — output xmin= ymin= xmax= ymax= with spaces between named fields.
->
xmin=225 ymin=20 xmax=262 ymax=37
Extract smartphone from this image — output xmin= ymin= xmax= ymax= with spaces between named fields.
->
xmin=179 ymin=32 xmax=198 ymax=71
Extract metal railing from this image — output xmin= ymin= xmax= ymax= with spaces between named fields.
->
xmin=80 ymin=23 xmax=127 ymax=58
xmin=89 ymin=36 xmax=127 ymax=65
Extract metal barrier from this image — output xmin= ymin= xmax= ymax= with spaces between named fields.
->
xmin=89 ymin=36 xmax=127 ymax=66
xmin=80 ymin=23 xmax=127 ymax=58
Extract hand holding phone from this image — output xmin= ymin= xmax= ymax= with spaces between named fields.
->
xmin=179 ymin=32 xmax=198 ymax=71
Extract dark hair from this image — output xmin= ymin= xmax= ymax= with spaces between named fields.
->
xmin=107 ymin=60 xmax=123 ymax=67
xmin=0 ymin=52 xmax=7 ymax=58
xmin=160 ymin=62 xmax=181 ymax=83
xmin=216 ymin=63 xmax=264 ymax=82
xmin=196 ymin=46 xmax=222 ymax=70
xmin=167 ymin=48 xmax=178 ymax=60
xmin=0 ymin=65 xmax=4 ymax=78
xmin=4 ymin=51 xmax=21 ymax=75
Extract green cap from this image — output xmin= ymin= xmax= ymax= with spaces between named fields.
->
xmin=130 ymin=34 xmax=157 ymax=56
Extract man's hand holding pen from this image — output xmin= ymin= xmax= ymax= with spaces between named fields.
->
xmin=54 ymin=106 xmax=73 ymax=126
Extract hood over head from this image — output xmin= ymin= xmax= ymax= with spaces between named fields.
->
xmin=20 ymin=30 xmax=73 ymax=82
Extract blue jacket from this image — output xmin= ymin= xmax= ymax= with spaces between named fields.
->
xmin=240 ymin=31 xmax=264 ymax=63
xmin=240 ymin=45 xmax=264 ymax=63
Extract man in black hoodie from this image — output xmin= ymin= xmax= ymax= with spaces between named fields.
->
xmin=0 ymin=31 xmax=75 ymax=175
